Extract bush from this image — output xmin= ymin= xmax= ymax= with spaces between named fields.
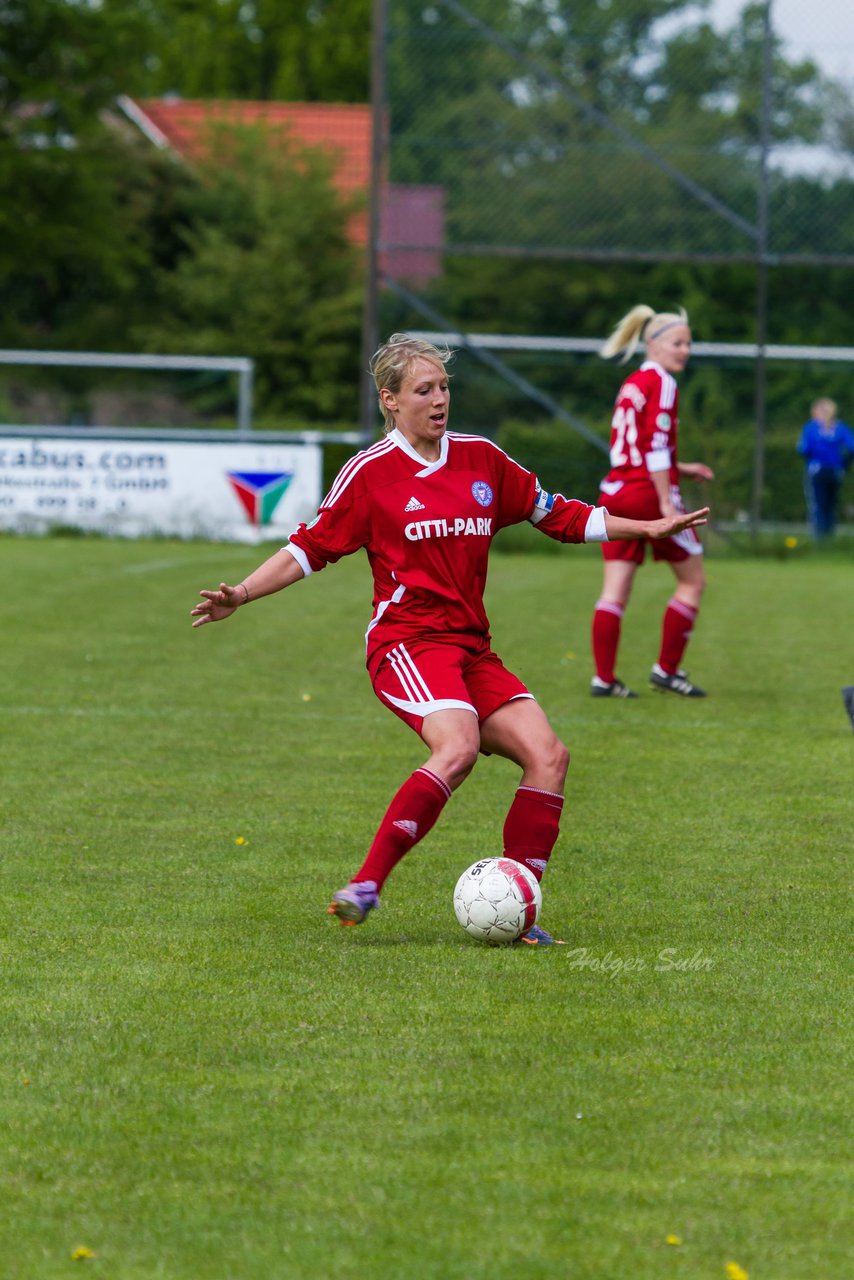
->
xmin=497 ymin=416 xmax=809 ymax=524
xmin=495 ymin=419 xmax=608 ymax=502
xmin=136 ymin=127 xmax=363 ymax=424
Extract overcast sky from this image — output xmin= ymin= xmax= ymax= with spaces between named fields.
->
xmin=708 ymin=0 xmax=854 ymax=82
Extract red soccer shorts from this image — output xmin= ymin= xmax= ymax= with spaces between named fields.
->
xmin=370 ymin=636 xmax=532 ymax=736
xmin=599 ymin=481 xmax=703 ymax=565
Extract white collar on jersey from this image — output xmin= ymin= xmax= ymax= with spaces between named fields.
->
xmin=389 ymin=427 xmax=449 ymax=477
xmin=640 ymin=360 xmax=670 ymax=378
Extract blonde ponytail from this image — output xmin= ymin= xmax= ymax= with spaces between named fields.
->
xmin=600 ymin=305 xmax=655 ymax=363
xmin=601 ymin=305 xmax=688 ymax=363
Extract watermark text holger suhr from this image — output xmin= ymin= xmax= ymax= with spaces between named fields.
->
xmin=565 ymin=947 xmax=715 ymax=979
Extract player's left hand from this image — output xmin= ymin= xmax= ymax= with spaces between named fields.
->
xmin=647 ymin=507 xmax=710 ymax=539
xmin=679 ymin=462 xmax=715 ymax=482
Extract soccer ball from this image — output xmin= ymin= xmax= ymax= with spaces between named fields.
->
xmin=453 ymin=857 xmax=541 ymax=945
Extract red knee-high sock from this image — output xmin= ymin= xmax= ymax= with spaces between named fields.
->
xmin=353 ymin=767 xmax=452 ymax=891
xmin=502 ymin=785 xmax=565 ymax=883
xmin=592 ymin=600 xmax=624 ymax=683
xmin=658 ymin=597 xmax=698 ymax=675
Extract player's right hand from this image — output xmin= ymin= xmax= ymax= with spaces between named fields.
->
xmin=190 ymin=582 xmax=241 ymax=627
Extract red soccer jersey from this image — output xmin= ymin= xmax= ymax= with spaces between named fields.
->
xmin=287 ymin=428 xmax=602 ymax=671
xmin=601 ymin=360 xmax=680 ymax=492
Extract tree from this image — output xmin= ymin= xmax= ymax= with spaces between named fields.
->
xmin=0 ymin=1 xmax=190 ymax=347
xmin=133 ymin=0 xmax=370 ymax=102
xmin=385 ymin=0 xmax=841 ymax=258
xmin=0 ymin=1 xmax=369 ymax=419
xmin=0 ymin=0 xmax=147 ymax=135
xmin=136 ymin=129 xmax=364 ymax=420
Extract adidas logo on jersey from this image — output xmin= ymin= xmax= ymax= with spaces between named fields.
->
xmin=404 ymin=496 xmax=425 ymax=512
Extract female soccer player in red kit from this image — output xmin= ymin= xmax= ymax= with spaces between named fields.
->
xmin=192 ymin=334 xmax=708 ymax=943
xmin=590 ymin=305 xmax=714 ymax=699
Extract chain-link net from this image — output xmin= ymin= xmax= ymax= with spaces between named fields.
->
xmin=375 ymin=1 xmax=854 ymax=530
xmin=384 ymin=0 xmax=854 ymax=264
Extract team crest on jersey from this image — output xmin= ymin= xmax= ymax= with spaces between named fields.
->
xmin=471 ymin=481 xmax=494 ymax=507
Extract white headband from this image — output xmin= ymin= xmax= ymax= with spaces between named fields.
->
xmin=647 ymin=318 xmax=686 ymax=342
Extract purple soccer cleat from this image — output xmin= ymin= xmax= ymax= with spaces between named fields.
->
xmin=327 ymin=879 xmax=380 ymax=926
xmin=518 ymin=923 xmax=566 ymax=946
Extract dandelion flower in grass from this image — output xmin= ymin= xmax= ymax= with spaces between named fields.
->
xmin=725 ymin=1263 xmax=748 ymax=1280
xmin=71 ymin=1245 xmax=96 ymax=1260
xmin=235 ymin=836 xmax=247 ymax=846
xmin=784 ymin=535 xmax=798 ymax=549
xmin=666 ymin=1234 xmax=682 ymax=1246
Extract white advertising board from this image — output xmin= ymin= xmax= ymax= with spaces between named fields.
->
xmin=0 ymin=436 xmax=323 ymax=543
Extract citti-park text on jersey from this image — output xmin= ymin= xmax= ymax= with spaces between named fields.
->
xmin=404 ymin=517 xmax=493 ymax=541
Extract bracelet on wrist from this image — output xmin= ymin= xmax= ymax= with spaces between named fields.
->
xmin=238 ymin=583 xmax=250 ymax=605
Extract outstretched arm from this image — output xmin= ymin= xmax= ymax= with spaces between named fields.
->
xmin=677 ymin=460 xmax=715 ymax=482
xmin=605 ymin=507 xmax=710 ymax=542
xmin=190 ymin=547 xmax=305 ymax=628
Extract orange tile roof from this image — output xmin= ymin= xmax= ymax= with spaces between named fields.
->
xmin=120 ymin=98 xmax=443 ymax=278
xmin=124 ymin=97 xmax=371 ymax=242
xmin=129 ymin=98 xmax=371 ymax=193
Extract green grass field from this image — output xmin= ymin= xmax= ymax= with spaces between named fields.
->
xmin=1 ymin=533 xmax=851 ymax=1279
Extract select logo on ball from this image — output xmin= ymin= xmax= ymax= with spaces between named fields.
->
xmin=453 ymin=857 xmax=541 ymax=944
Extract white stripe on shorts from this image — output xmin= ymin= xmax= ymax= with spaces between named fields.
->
xmin=383 ymin=643 xmax=476 ymax=719
xmin=672 ymin=528 xmax=703 ymax=555
xmin=388 ymin=643 xmax=434 ymax=703
xmin=381 ymin=690 xmax=476 ymax=718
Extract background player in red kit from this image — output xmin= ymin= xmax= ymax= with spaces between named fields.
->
xmin=191 ymin=334 xmax=709 ymax=943
xmin=590 ymin=305 xmax=715 ymax=699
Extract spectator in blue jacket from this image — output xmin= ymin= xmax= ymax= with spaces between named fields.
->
xmin=797 ymin=398 xmax=854 ymax=538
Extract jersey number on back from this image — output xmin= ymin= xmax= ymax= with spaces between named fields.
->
xmin=610 ymin=405 xmax=643 ymax=468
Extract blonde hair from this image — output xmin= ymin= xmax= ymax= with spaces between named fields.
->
xmin=601 ymin=305 xmax=689 ymax=364
xmin=370 ymin=333 xmax=453 ymax=432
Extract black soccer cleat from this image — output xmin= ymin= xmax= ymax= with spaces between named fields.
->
xmin=649 ymin=664 xmax=707 ymax=698
xmin=590 ymin=677 xmax=638 ymax=699
xmin=842 ymin=685 xmax=854 ymax=732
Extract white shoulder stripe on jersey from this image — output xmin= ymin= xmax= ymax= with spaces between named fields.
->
xmin=323 ymin=436 xmax=396 ymax=507
xmin=322 ymin=437 xmax=396 ymax=508
xmin=321 ymin=441 xmax=381 ymax=507
xmin=640 ymin=361 xmax=677 ymax=409
xmin=447 ymin=431 xmax=521 ymax=467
